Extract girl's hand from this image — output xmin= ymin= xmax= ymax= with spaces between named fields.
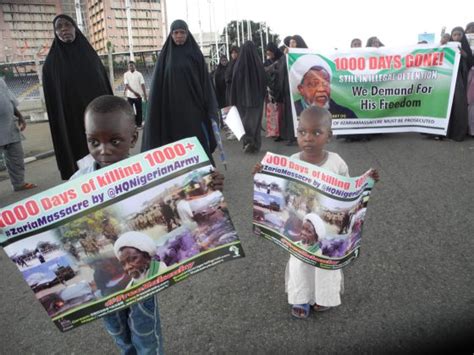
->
xmin=368 ymin=168 xmax=380 ymax=182
xmin=252 ymin=163 xmax=263 ymax=175
xmin=210 ymin=170 xmax=225 ymax=191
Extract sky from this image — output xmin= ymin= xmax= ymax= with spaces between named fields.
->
xmin=166 ymin=0 xmax=473 ymax=51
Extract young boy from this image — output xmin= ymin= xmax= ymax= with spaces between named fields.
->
xmin=254 ymin=106 xmax=378 ymax=318
xmin=71 ymin=95 xmax=223 ymax=353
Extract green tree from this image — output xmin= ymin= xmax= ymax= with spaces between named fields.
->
xmin=221 ymin=20 xmax=280 ymax=61
xmin=59 ymin=210 xmax=119 ymax=243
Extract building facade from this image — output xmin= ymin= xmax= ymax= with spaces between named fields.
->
xmin=86 ymin=0 xmax=164 ymax=55
xmin=0 ymin=0 xmax=164 ymax=63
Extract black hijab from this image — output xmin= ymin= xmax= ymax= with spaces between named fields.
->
xmin=214 ymin=56 xmax=228 ymax=108
xmin=292 ymin=35 xmax=308 ymax=49
xmin=230 ymin=41 xmax=266 ymax=108
xmin=42 ymin=14 xmax=113 ymax=180
xmin=141 ymin=19 xmax=217 ymax=160
xmin=225 ymin=46 xmax=239 ymax=105
xmin=264 ymin=42 xmax=283 ymax=67
xmin=366 ymin=36 xmax=384 ymax=47
xmin=451 ymin=26 xmax=473 ymax=77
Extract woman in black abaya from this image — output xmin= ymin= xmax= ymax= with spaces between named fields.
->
xmin=230 ymin=41 xmax=266 ymax=153
xmin=447 ymin=26 xmax=473 ymax=141
xmin=225 ymin=46 xmax=240 ymax=106
xmin=213 ymin=55 xmax=229 ymax=109
xmin=43 ymin=14 xmax=113 ymax=180
xmin=141 ymin=20 xmax=217 ymax=161
xmin=276 ymin=35 xmax=308 ymax=145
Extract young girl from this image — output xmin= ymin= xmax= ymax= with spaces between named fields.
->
xmin=255 ymin=106 xmax=378 ymax=318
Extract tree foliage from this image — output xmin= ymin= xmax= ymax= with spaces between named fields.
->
xmin=59 ymin=210 xmax=119 ymax=242
xmin=221 ymin=20 xmax=280 ymax=60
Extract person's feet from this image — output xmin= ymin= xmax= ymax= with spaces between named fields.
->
xmin=244 ymin=144 xmax=259 ymax=153
xmin=14 ymin=182 xmax=37 ymax=192
xmin=312 ymin=304 xmax=331 ymax=312
xmin=291 ymin=304 xmax=310 ymax=319
xmin=274 ymin=136 xmax=284 ymax=142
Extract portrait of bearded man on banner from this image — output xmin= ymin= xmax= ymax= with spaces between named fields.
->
xmin=290 ymin=54 xmax=358 ymax=119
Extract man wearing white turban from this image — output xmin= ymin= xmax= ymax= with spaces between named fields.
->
xmin=290 ymin=55 xmax=357 ymax=119
xmin=294 ymin=213 xmax=326 ymax=254
xmin=114 ymin=231 xmax=164 ymax=287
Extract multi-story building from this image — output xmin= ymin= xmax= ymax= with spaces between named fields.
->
xmin=0 ymin=0 xmax=165 ymax=63
xmin=0 ymin=0 xmax=61 ymax=62
xmin=86 ymin=0 xmax=164 ymax=55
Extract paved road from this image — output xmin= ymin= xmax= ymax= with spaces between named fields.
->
xmin=1 ymin=133 xmax=473 ymax=354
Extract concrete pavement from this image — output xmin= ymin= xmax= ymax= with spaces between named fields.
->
xmin=1 ymin=130 xmax=474 ymax=353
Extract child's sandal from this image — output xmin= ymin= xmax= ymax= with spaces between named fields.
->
xmin=312 ymin=304 xmax=331 ymax=312
xmin=291 ymin=304 xmax=310 ymax=319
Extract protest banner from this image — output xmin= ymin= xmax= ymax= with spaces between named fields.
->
xmin=287 ymin=44 xmax=461 ymax=135
xmin=0 ymin=138 xmax=244 ymax=332
xmin=253 ymin=152 xmax=375 ymax=270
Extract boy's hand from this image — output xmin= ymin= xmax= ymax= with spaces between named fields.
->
xmin=368 ymin=168 xmax=380 ymax=182
xmin=252 ymin=163 xmax=263 ymax=175
xmin=210 ymin=170 xmax=224 ymax=191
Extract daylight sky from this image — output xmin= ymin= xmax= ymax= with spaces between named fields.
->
xmin=166 ymin=0 xmax=473 ymax=50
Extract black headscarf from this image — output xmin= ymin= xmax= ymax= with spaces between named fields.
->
xmin=292 ymin=35 xmax=308 ymax=49
xmin=451 ymin=26 xmax=473 ymax=78
xmin=447 ymin=26 xmax=471 ymax=141
xmin=225 ymin=46 xmax=239 ymax=105
xmin=283 ymin=36 xmax=292 ymax=47
xmin=366 ymin=36 xmax=384 ymax=47
xmin=466 ymin=22 xmax=474 ymax=35
xmin=275 ymin=35 xmax=308 ymax=140
xmin=264 ymin=42 xmax=283 ymax=67
xmin=213 ymin=55 xmax=228 ymax=108
xmin=141 ymin=19 xmax=217 ymax=160
xmin=230 ymin=41 xmax=266 ymax=108
xmin=42 ymin=14 xmax=113 ymax=180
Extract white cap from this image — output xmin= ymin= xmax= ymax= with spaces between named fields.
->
xmin=289 ymin=54 xmax=332 ymax=94
xmin=114 ymin=231 xmax=157 ymax=258
xmin=303 ymin=213 xmax=327 ymax=239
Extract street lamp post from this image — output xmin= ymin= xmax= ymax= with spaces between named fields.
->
xmin=125 ymin=0 xmax=135 ymax=61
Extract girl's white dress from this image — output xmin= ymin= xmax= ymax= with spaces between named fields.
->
xmin=285 ymin=151 xmax=349 ymax=307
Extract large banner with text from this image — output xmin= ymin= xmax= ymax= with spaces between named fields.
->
xmin=287 ymin=44 xmax=460 ymax=135
xmin=253 ymin=153 xmax=374 ymax=269
xmin=0 ymin=138 xmax=243 ymax=332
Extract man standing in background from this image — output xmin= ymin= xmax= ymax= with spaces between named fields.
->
xmin=124 ymin=61 xmax=147 ymax=128
xmin=0 ymin=77 xmax=37 ymax=192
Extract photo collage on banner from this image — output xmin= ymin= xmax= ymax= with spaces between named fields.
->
xmin=253 ymin=153 xmax=375 ymax=270
xmin=0 ymin=138 xmax=244 ymax=331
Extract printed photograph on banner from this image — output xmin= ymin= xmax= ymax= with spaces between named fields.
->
xmin=289 ymin=53 xmax=358 ymax=122
xmin=287 ymin=45 xmax=460 ymax=136
xmin=4 ymin=166 xmax=238 ymax=321
xmin=253 ymin=160 xmax=373 ymax=269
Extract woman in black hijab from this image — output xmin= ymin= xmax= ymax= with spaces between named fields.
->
xmin=141 ymin=20 xmax=217 ymax=161
xmin=366 ymin=36 xmax=384 ymax=48
xmin=446 ymin=26 xmax=473 ymax=141
xmin=264 ymin=42 xmax=283 ymax=67
xmin=276 ymin=35 xmax=308 ymax=145
xmin=225 ymin=46 xmax=239 ymax=106
xmin=213 ymin=55 xmax=228 ymax=109
xmin=42 ymin=14 xmax=113 ymax=180
xmin=230 ymin=41 xmax=266 ymax=153
xmin=264 ymin=42 xmax=284 ymax=139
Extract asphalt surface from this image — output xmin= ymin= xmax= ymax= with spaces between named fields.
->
xmin=1 ymin=130 xmax=473 ymax=354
